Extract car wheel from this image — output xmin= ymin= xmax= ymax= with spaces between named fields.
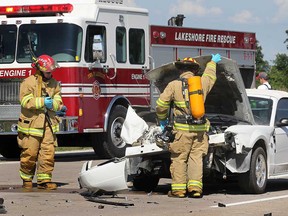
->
xmin=238 ymin=147 xmax=267 ymax=194
xmin=133 ymin=172 xmax=160 ymax=192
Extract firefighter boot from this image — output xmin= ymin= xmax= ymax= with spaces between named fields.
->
xmin=37 ymin=182 xmax=57 ymax=190
xmin=22 ymin=181 xmax=33 ymax=189
xmin=188 ymin=191 xmax=202 ymax=198
xmin=167 ymin=190 xmax=186 ymax=198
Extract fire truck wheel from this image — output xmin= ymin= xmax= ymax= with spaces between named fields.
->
xmin=94 ymin=105 xmax=128 ymax=158
xmin=0 ymin=136 xmax=20 ymax=159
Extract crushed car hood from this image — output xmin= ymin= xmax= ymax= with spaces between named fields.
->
xmin=145 ymin=55 xmax=255 ymax=124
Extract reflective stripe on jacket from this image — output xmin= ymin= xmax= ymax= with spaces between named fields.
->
xmin=18 ymin=74 xmax=62 ymax=137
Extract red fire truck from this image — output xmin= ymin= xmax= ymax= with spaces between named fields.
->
xmin=0 ymin=0 xmax=256 ymax=158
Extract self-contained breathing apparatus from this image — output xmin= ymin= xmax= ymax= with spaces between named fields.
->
xmin=176 ymin=57 xmax=206 ymax=125
xmin=155 ymin=57 xmax=206 ymax=149
xmin=177 ymin=76 xmax=206 ymax=125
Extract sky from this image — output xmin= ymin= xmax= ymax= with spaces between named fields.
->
xmin=127 ymin=0 xmax=288 ymax=65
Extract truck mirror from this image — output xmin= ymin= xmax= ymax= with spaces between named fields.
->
xmin=92 ymin=34 xmax=103 ymax=61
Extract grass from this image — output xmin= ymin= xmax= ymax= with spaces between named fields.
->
xmin=55 ymin=147 xmax=93 ymax=152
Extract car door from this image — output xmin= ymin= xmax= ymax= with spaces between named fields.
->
xmin=273 ymin=98 xmax=288 ymax=173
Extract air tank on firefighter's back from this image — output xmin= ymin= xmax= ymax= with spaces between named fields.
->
xmin=188 ymin=76 xmax=205 ymax=120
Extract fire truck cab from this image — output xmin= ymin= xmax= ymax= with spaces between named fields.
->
xmin=0 ymin=0 xmax=256 ymax=159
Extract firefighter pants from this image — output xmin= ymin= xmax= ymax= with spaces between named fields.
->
xmin=17 ymin=124 xmax=57 ymax=184
xmin=169 ymin=130 xmax=208 ymax=194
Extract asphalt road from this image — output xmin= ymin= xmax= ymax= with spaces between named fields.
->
xmin=1 ymin=151 xmax=288 ymax=216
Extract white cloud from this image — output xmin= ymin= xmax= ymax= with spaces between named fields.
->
xmin=126 ymin=0 xmax=137 ymax=7
xmin=272 ymin=0 xmax=288 ymax=22
xmin=229 ymin=10 xmax=260 ymax=24
xmin=169 ymin=0 xmax=222 ymax=17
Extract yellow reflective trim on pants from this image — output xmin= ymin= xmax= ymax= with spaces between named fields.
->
xmin=174 ymin=122 xmax=209 ymax=132
xmin=18 ymin=124 xmax=58 ymax=136
xmin=17 ymin=126 xmax=44 ymax=137
xmin=187 ymin=180 xmax=203 ymax=189
xmin=171 ymin=183 xmax=186 ymax=191
xmin=37 ymin=173 xmax=52 ymax=181
xmin=19 ymin=170 xmax=34 ymax=181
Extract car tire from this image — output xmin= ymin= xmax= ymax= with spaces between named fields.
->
xmin=133 ymin=172 xmax=160 ymax=192
xmin=238 ymin=147 xmax=267 ymax=194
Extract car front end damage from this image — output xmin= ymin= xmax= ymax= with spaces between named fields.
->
xmin=205 ymin=127 xmax=253 ymax=180
xmin=78 ymin=56 xmax=265 ymax=193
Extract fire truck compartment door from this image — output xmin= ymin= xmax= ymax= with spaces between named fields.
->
xmin=78 ymin=158 xmax=128 ymax=193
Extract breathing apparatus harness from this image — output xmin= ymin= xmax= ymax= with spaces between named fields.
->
xmin=155 ymin=57 xmax=206 ymax=149
xmin=176 ymin=77 xmax=206 ymax=125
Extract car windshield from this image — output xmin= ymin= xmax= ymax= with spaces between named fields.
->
xmin=248 ymin=96 xmax=273 ymax=125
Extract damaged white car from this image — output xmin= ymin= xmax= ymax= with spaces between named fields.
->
xmin=79 ymin=56 xmax=288 ymax=194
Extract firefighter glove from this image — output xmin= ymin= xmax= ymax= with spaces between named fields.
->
xmin=211 ymin=53 xmax=222 ymax=63
xmin=44 ymin=97 xmax=53 ymax=109
xmin=56 ymin=105 xmax=67 ymax=117
xmin=159 ymin=119 xmax=168 ymax=131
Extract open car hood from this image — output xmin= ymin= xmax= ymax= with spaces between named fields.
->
xmin=145 ymin=55 xmax=254 ymax=124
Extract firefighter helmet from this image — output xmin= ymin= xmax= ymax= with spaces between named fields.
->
xmin=32 ymin=55 xmax=59 ymax=72
xmin=175 ymin=57 xmax=200 ymax=73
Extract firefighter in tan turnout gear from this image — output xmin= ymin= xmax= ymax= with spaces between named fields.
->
xmin=156 ymin=54 xmax=222 ymax=198
xmin=17 ymin=54 xmax=67 ymax=190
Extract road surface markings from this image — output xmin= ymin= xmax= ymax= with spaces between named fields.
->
xmin=211 ymin=194 xmax=288 ymax=208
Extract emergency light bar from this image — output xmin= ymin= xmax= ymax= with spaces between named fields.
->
xmin=0 ymin=4 xmax=73 ymax=16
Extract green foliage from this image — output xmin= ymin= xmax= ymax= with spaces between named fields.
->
xmin=255 ymin=40 xmax=270 ymax=73
xmin=255 ymin=40 xmax=270 ymax=89
xmin=255 ymin=30 xmax=288 ymax=91
xmin=55 ymin=147 xmax=92 ymax=152
xmin=269 ymin=53 xmax=288 ymax=91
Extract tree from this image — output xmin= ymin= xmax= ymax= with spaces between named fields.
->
xmin=269 ymin=53 xmax=288 ymax=91
xmin=284 ymin=30 xmax=288 ymax=49
xmin=255 ymin=40 xmax=269 ymax=73
xmin=255 ymin=40 xmax=270 ymax=88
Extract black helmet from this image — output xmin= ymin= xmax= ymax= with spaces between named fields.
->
xmin=175 ymin=57 xmax=200 ymax=73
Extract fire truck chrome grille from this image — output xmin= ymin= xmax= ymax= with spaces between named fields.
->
xmin=0 ymin=80 xmax=21 ymax=105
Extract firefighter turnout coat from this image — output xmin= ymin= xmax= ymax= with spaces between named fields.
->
xmin=17 ymin=72 xmax=63 ymax=183
xmin=156 ymin=60 xmax=217 ymax=195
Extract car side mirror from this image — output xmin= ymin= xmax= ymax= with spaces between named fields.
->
xmin=276 ymin=118 xmax=288 ymax=127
